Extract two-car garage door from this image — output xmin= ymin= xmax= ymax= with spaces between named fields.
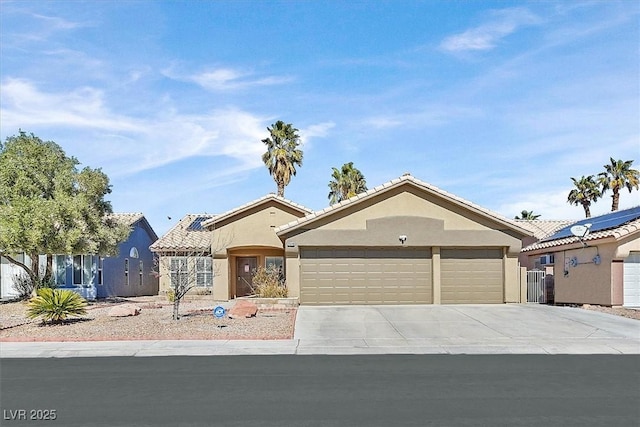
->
xmin=300 ymin=248 xmax=432 ymax=305
xmin=300 ymin=247 xmax=504 ymax=305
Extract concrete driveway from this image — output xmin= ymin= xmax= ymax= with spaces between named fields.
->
xmin=294 ymin=304 xmax=640 ymax=354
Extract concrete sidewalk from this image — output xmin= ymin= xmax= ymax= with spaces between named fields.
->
xmin=1 ymin=304 xmax=638 ymax=357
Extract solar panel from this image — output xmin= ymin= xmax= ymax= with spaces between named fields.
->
xmin=187 ymin=216 xmax=212 ymax=231
xmin=541 ymin=206 xmax=640 ymax=242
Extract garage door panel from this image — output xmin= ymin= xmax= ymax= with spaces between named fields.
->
xmin=300 ymin=247 xmax=432 ymax=305
xmin=440 ymin=249 xmax=503 ymax=304
xmin=624 ymin=252 xmax=640 ymax=307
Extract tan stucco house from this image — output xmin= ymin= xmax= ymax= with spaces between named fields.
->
xmin=150 ymin=195 xmax=312 ymax=301
xmin=521 ymin=206 xmax=640 ymax=307
xmin=151 ymin=174 xmax=538 ymax=304
xmin=275 ymin=174 xmax=533 ymax=305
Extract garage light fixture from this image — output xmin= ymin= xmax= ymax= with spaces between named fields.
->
xmin=399 ymin=235 xmax=407 ymax=244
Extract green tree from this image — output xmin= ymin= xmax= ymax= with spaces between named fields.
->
xmin=598 ymin=158 xmax=640 ymax=212
xmin=0 ymin=131 xmax=130 ymax=286
xmin=328 ymin=162 xmax=368 ymax=204
xmin=567 ymin=175 xmax=602 ymax=218
xmin=261 ymin=121 xmax=303 ymax=197
xmin=514 ymin=210 xmax=541 ymax=220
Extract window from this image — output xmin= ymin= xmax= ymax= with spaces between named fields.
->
xmin=168 ymin=257 xmax=212 ymax=288
xmin=139 ymin=260 xmax=144 ymax=286
xmin=73 ymin=255 xmax=96 ymax=286
xmin=169 ymin=257 xmax=188 ymax=289
xmin=196 ymin=257 xmax=213 ymax=287
xmin=54 ymin=255 xmax=67 ymax=286
xmin=124 ymin=258 xmax=129 ymax=285
xmin=97 ymin=257 xmax=103 ymax=286
xmin=265 ymin=256 xmax=284 ymax=284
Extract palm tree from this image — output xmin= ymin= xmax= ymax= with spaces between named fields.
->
xmin=567 ymin=175 xmax=602 ymax=218
xmin=261 ymin=121 xmax=303 ymax=197
xmin=598 ymin=158 xmax=640 ymax=212
xmin=328 ymin=162 xmax=368 ymax=204
xmin=514 ymin=210 xmax=541 ymax=220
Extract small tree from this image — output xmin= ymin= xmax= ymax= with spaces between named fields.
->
xmin=598 ymin=158 xmax=639 ymax=212
xmin=152 ymin=217 xmax=231 ymax=320
xmin=154 ymin=249 xmax=212 ymax=320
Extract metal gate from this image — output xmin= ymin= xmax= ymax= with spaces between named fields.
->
xmin=527 ymin=270 xmax=546 ymax=303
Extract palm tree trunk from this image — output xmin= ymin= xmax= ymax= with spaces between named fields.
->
xmin=277 ymin=182 xmax=285 ymax=197
xmin=582 ymin=202 xmax=591 ymax=218
xmin=611 ymin=190 xmax=620 ymax=212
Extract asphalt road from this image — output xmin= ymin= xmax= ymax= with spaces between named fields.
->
xmin=1 ymin=355 xmax=638 ymax=427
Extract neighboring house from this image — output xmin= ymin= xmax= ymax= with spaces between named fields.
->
xmin=276 ymin=174 xmax=533 ymax=305
xmin=0 ymin=254 xmax=46 ymax=299
xmin=151 ymin=195 xmax=313 ymax=300
xmin=521 ymin=206 xmax=640 ymax=307
xmin=150 ymin=213 xmax=216 ymax=296
xmin=0 ymin=213 xmax=158 ymax=300
xmin=514 ymin=220 xmax=573 ymax=270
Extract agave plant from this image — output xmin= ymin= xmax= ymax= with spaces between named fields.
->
xmin=27 ymin=288 xmax=88 ymax=323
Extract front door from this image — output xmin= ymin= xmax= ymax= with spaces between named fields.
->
xmin=236 ymin=257 xmax=257 ymax=297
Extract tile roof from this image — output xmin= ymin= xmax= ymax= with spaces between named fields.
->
xmin=109 ymin=212 xmax=145 ymax=227
xmin=275 ymin=173 xmax=533 ymax=236
xmin=522 ymin=215 xmax=640 ymax=252
xmin=512 ymin=219 xmax=573 ymax=240
xmin=201 ymin=194 xmax=313 ymax=228
xmin=150 ymin=214 xmax=215 ymax=252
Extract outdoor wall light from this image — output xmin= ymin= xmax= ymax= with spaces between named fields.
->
xmin=399 ymin=235 xmax=407 ymax=244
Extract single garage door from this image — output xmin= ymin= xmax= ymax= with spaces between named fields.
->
xmin=623 ymin=252 xmax=640 ymax=307
xmin=441 ymin=249 xmax=503 ymax=304
xmin=300 ymin=247 xmax=432 ymax=305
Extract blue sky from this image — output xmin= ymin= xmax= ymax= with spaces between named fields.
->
xmin=1 ymin=0 xmax=638 ymax=236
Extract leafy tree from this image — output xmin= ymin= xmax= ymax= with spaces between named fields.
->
xmin=0 ymin=131 xmax=130 ymax=287
xmin=567 ymin=175 xmax=602 ymax=218
xmin=261 ymin=121 xmax=303 ymax=197
xmin=328 ymin=162 xmax=368 ymax=204
xmin=598 ymin=158 xmax=640 ymax=212
xmin=514 ymin=210 xmax=541 ymax=220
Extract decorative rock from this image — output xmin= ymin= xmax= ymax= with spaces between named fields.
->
xmin=108 ymin=304 xmax=142 ymax=317
xmin=228 ymin=300 xmax=258 ymax=319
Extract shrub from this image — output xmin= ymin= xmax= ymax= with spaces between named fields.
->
xmin=252 ymin=266 xmax=288 ymax=298
xmin=11 ymin=273 xmax=36 ymax=300
xmin=11 ymin=271 xmax=58 ymax=300
xmin=26 ymin=288 xmax=88 ymax=323
xmin=166 ymin=288 xmax=175 ymax=302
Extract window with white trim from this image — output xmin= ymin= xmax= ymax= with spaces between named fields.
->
xmin=196 ymin=257 xmax=213 ymax=287
xmin=169 ymin=257 xmax=188 ymax=289
xmin=73 ymin=255 xmax=95 ymax=286
xmin=54 ymin=255 xmax=67 ymax=286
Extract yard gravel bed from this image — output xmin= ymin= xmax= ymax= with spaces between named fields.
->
xmin=0 ymin=298 xmax=296 ymax=341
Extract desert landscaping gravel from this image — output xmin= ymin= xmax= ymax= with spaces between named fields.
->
xmin=1 ymin=297 xmax=637 ymax=342
xmin=0 ymin=297 xmax=296 ymax=341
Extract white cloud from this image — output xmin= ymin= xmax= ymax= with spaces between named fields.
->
xmin=0 ymin=78 xmax=269 ymax=176
xmin=0 ymin=78 xmax=142 ymax=132
xmin=164 ymin=65 xmax=293 ymax=91
xmin=440 ymin=7 xmax=540 ymax=52
xmin=299 ymin=122 xmax=335 ymax=147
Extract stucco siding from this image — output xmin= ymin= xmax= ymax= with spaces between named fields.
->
xmin=212 ymin=201 xmax=303 ymax=254
xmin=313 ymin=188 xmax=505 ymax=232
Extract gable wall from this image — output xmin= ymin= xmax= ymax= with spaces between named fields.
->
xmin=309 ymin=187 xmax=506 ymax=232
xmin=212 ymin=201 xmax=306 ymax=253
